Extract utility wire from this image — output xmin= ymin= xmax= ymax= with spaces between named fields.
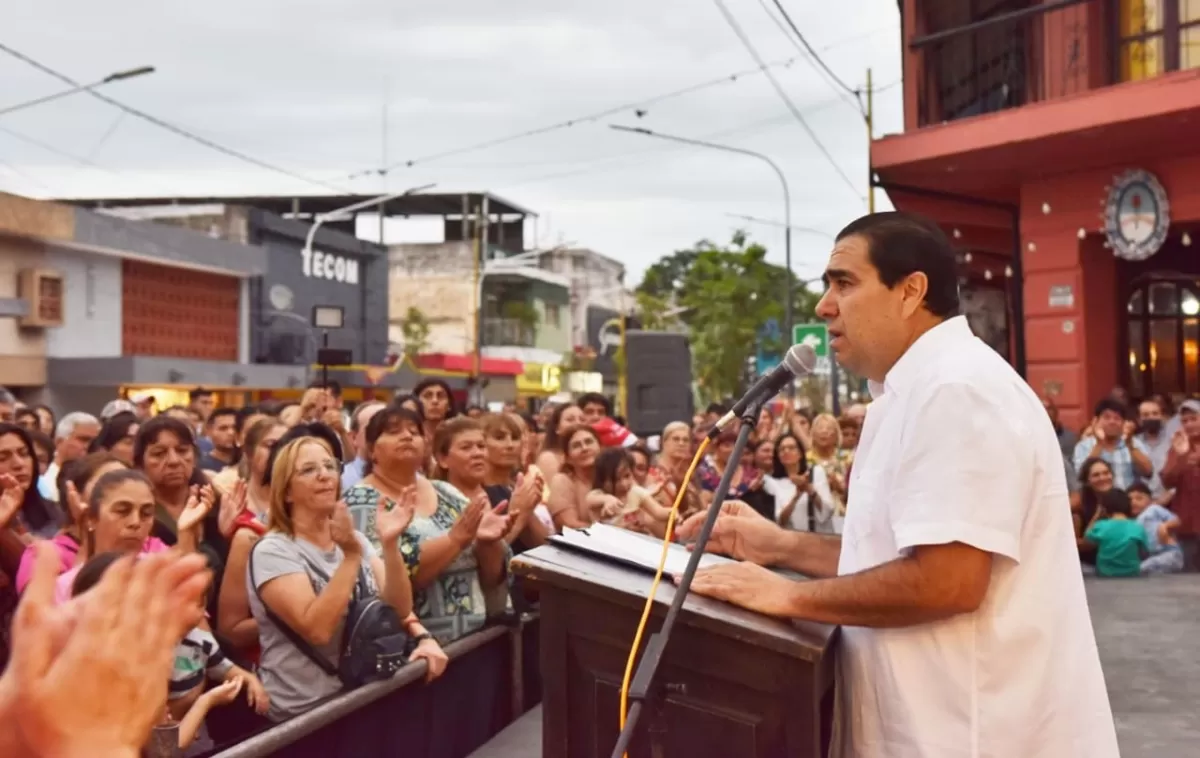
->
xmin=352 ymin=53 xmax=813 ymax=179
xmin=754 ymin=0 xmax=861 ymax=113
xmin=768 ymin=0 xmax=863 ymax=104
xmin=710 ymin=0 xmax=865 ymax=200
xmin=0 ymin=42 xmax=348 ymax=194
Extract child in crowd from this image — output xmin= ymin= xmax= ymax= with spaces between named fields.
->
xmin=71 ymin=551 xmax=269 ymax=756
xmin=1083 ymin=489 xmax=1149 ymax=578
xmin=1128 ymin=482 xmax=1185 ymax=575
xmin=586 ymin=448 xmax=672 ymax=537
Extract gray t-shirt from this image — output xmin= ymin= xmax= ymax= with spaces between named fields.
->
xmin=248 ymin=530 xmax=378 ymax=722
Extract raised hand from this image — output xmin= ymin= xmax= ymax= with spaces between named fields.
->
xmin=1173 ymin=429 xmax=1190 ymax=456
xmin=449 ymin=493 xmax=487 ymax=548
xmin=475 ymin=500 xmax=511 ymax=544
xmin=0 ymin=546 xmax=211 ymax=758
xmin=218 ymin=479 xmax=248 ymax=538
xmin=0 ymin=473 xmax=23 ymax=530
xmin=376 ymin=486 xmax=416 ymax=545
xmin=176 ymin=484 xmax=211 ymax=535
xmin=330 ymin=501 xmax=362 ymax=556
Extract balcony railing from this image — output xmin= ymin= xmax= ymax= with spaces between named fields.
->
xmin=914 ymin=0 xmax=1095 ymax=126
xmin=482 ymin=317 xmax=536 ymax=348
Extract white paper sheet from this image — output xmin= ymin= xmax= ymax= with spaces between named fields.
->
xmin=552 ymin=523 xmax=734 ymax=576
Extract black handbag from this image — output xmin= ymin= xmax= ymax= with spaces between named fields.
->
xmin=249 ymin=539 xmax=414 ymax=688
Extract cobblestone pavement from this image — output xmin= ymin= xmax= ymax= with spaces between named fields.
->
xmin=1088 ymin=575 xmax=1200 ymax=757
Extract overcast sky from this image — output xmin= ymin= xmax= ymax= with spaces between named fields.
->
xmin=1 ymin=0 xmax=902 ymax=284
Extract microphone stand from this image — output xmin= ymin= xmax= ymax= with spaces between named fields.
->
xmin=609 ymin=395 xmax=766 ymax=758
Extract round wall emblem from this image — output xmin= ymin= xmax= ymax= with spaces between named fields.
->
xmin=1103 ymin=169 xmax=1170 ymax=261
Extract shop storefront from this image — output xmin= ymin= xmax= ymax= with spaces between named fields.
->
xmin=516 ymin=362 xmax=562 ymax=409
xmin=872 ymin=3 xmax=1200 ymax=430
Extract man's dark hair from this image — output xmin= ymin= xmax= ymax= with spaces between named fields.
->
xmin=835 ymin=211 xmax=960 ymax=318
xmin=1099 ymin=488 xmax=1133 ymax=518
xmin=1094 ymin=397 xmax=1128 ymax=419
xmin=188 ymin=387 xmax=213 ymax=403
xmin=310 ymin=379 xmax=343 ymax=398
xmin=1126 ymin=482 xmax=1151 ymax=498
xmin=578 ymin=393 xmax=612 ymax=416
xmin=705 ymin=403 xmax=729 ymax=416
xmin=205 ymin=407 xmax=238 ymax=428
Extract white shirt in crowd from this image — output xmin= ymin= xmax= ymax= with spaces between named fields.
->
xmin=762 ymin=466 xmax=836 ymax=533
xmin=834 ymin=316 xmax=1118 ymax=758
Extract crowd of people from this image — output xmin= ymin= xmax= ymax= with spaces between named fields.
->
xmin=1049 ymin=389 xmax=1200 ymax=578
xmin=0 ymin=381 xmax=864 ymax=756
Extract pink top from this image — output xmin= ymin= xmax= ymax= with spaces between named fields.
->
xmin=16 ymin=532 xmax=80 ymax=594
xmin=52 ymin=537 xmax=171 ymax=604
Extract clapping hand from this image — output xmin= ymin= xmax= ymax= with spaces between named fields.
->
xmin=510 ymin=472 xmax=543 ymax=516
xmin=177 ymin=484 xmax=212 ymax=535
xmin=448 ymin=493 xmax=487 ymax=549
xmin=330 ymin=501 xmax=362 ymax=556
xmin=475 ymin=497 xmax=511 ymax=544
xmin=0 ymin=545 xmax=211 ymax=758
xmin=376 ymin=486 xmax=416 ymax=545
xmin=1173 ymin=429 xmax=1191 ymax=456
xmin=218 ymin=479 xmax=248 ymax=538
xmin=0 ymin=473 xmax=23 ymax=530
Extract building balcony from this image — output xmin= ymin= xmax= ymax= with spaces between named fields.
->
xmin=481 ymin=317 xmax=537 ymax=348
xmin=875 ymin=0 xmax=1200 ymax=200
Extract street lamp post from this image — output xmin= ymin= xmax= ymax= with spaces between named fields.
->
xmin=0 ymin=66 xmax=155 ymax=118
xmin=302 ymin=184 xmax=436 ymax=258
xmin=609 ymin=124 xmax=794 ymax=372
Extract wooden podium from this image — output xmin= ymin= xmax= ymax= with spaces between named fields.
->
xmin=512 ymin=544 xmax=839 ymax=758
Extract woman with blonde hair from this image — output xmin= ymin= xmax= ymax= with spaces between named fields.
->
xmin=807 ymin=413 xmax=853 ymax=523
xmin=248 ymin=436 xmax=446 ymax=722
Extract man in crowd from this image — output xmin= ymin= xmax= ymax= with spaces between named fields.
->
xmin=341 ymin=400 xmax=386 ymax=491
xmin=577 ymin=392 xmax=636 ymax=448
xmin=197 ymin=408 xmax=239 ymax=473
xmin=1159 ymin=399 xmax=1200 ymax=571
xmin=1073 ymin=398 xmax=1153 ymax=490
xmin=680 ymin=211 xmax=1117 ymax=757
xmin=1135 ymin=397 xmax=1172 ymax=499
xmin=0 ymin=389 xmax=16 ymax=425
xmin=39 ymin=412 xmax=100 ymax=503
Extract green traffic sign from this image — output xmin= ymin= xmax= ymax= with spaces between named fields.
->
xmin=792 ymin=323 xmax=829 ymax=358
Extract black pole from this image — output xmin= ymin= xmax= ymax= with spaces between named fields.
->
xmin=609 ymin=397 xmax=765 ymax=758
xmin=321 ymin=330 xmax=329 ymax=390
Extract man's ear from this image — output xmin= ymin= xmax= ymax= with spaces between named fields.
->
xmin=899 ymin=272 xmax=929 ymax=319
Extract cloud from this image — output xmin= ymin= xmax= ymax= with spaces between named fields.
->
xmin=0 ymin=0 xmax=901 ymax=282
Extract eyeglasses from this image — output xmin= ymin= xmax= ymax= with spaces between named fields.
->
xmin=295 ymin=460 xmax=341 ymax=479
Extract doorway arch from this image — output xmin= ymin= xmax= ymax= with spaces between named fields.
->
xmin=1126 ymin=274 xmax=1200 ymax=400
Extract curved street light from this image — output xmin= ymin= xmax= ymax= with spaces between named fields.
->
xmin=0 ymin=65 xmax=155 ymax=118
xmin=609 ymin=124 xmax=796 ymax=351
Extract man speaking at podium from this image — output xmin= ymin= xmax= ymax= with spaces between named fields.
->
xmin=677 ymin=212 xmax=1119 ymax=758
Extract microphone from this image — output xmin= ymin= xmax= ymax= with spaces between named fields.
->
xmin=707 ymin=343 xmax=818 ymax=439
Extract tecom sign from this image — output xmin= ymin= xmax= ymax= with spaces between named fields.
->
xmin=301 ymin=248 xmax=360 ymax=285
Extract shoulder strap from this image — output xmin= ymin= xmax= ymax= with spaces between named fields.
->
xmin=248 ymin=539 xmax=340 ymax=679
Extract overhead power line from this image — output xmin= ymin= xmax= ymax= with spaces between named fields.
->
xmin=767 ymin=0 xmax=863 ymax=104
xmin=710 ymin=0 xmax=865 ymax=201
xmin=0 ymin=42 xmax=348 ymax=194
xmin=754 ymin=0 xmax=861 ymax=113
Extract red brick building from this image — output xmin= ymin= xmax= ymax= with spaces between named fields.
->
xmin=873 ymin=0 xmax=1200 ymax=429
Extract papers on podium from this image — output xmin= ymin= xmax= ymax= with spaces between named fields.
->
xmin=549 ymin=523 xmax=735 ymax=578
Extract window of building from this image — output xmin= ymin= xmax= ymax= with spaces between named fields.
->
xmin=1119 ymin=0 xmax=1200 ymax=81
xmin=1126 ymin=278 xmax=1200 ymax=398
xmin=545 ymin=303 xmax=561 ymax=328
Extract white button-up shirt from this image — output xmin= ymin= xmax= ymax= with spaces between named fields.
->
xmin=834 ymin=316 xmax=1117 ymax=758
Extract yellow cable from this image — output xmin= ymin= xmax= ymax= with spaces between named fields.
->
xmin=617 ymin=437 xmax=710 ymax=758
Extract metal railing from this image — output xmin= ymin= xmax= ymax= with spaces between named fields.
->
xmin=913 ymin=0 xmax=1094 ymax=126
xmin=207 ymin=613 xmax=541 ymax=758
xmin=482 ymin=317 xmax=537 ymax=348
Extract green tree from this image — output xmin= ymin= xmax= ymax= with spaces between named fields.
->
xmin=636 ymin=231 xmax=820 ymax=404
xmin=399 ymin=306 xmax=431 ymax=363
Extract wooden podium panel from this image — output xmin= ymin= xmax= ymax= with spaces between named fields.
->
xmin=513 ymin=545 xmax=839 ymax=758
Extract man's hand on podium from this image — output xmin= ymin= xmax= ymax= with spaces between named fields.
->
xmin=676 ymin=500 xmax=787 ymax=566
xmin=683 ymin=561 xmax=797 ymax=618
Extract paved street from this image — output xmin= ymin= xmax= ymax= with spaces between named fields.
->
xmin=1089 ymin=575 xmax=1200 ymax=757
